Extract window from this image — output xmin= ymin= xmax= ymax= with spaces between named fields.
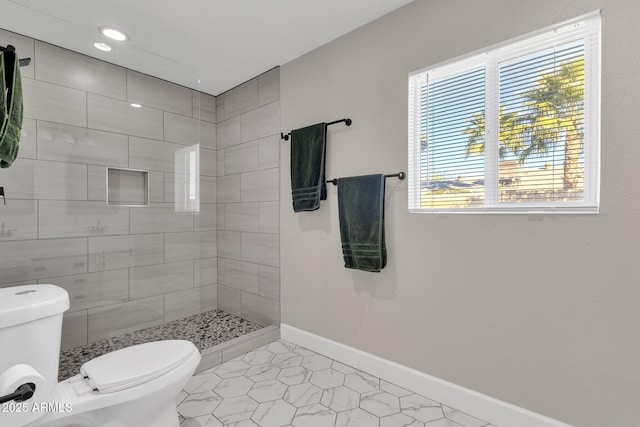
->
xmin=174 ymin=144 xmax=200 ymax=213
xmin=408 ymin=12 xmax=600 ymax=213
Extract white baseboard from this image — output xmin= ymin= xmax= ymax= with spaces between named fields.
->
xmin=281 ymin=323 xmax=572 ymax=427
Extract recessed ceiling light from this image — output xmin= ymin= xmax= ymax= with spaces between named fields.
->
xmin=94 ymin=42 xmax=112 ymax=52
xmin=100 ymin=27 xmax=128 ymax=42
xmin=130 ymin=103 xmax=142 ymax=108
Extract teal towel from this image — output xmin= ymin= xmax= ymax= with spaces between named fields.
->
xmin=290 ymin=123 xmax=327 ymax=212
xmin=0 ymin=49 xmax=23 ymax=168
xmin=337 ymin=174 xmax=387 ymax=272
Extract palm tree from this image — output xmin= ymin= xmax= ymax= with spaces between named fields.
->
xmin=463 ymin=105 xmax=526 ymax=160
xmin=464 ymin=57 xmax=585 ymax=189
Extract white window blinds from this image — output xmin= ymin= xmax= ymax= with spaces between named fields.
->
xmin=174 ymin=144 xmax=200 ymax=213
xmin=408 ymin=12 xmax=600 ymax=213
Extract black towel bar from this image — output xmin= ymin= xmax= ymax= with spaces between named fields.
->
xmin=0 ymin=45 xmax=31 ymax=67
xmin=326 ymin=172 xmax=405 ymax=186
xmin=281 ymin=118 xmax=352 ymax=141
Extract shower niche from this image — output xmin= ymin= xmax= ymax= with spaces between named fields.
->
xmin=106 ymin=167 xmax=149 ymax=207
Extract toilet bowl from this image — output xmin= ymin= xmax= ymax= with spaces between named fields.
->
xmin=0 ymin=285 xmax=201 ymax=427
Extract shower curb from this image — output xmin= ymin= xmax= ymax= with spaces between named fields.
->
xmin=195 ymin=325 xmax=280 ymax=373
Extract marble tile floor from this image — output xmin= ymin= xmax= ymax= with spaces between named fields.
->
xmin=177 ymin=339 xmax=497 ymax=427
xmin=59 ymin=310 xmax=264 ymax=381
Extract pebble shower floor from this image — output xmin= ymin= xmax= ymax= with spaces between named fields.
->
xmin=58 ymin=310 xmax=264 ymax=381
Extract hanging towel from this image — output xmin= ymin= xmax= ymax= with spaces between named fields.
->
xmin=0 ymin=52 xmax=7 ymax=153
xmin=0 ymin=48 xmax=23 ymax=168
xmin=337 ymin=174 xmax=387 ymax=272
xmin=290 ymin=122 xmax=327 ymax=212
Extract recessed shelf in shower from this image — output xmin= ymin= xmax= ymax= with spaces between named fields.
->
xmin=106 ymin=167 xmax=149 ymax=207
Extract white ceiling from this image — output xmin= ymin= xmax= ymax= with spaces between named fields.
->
xmin=0 ymin=0 xmax=414 ymax=95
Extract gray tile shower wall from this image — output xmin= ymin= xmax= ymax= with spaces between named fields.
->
xmin=215 ymin=68 xmax=281 ymax=328
xmin=0 ymin=29 xmax=221 ymax=350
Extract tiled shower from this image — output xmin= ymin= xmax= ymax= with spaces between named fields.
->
xmin=215 ymin=69 xmax=281 ymax=327
xmin=0 ymin=28 xmax=280 ymax=353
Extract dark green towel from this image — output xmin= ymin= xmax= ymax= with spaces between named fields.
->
xmin=0 ymin=53 xmax=6 ymax=145
xmin=0 ymin=49 xmax=23 ymax=168
xmin=337 ymin=174 xmax=387 ymax=272
xmin=290 ymin=123 xmax=327 ymax=212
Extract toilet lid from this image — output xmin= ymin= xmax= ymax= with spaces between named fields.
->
xmin=80 ymin=340 xmax=197 ymax=393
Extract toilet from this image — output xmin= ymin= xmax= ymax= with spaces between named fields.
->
xmin=0 ymin=285 xmax=201 ymax=427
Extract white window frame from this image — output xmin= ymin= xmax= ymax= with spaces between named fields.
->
xmin=408 ymin=11 xmax=601 ymax=214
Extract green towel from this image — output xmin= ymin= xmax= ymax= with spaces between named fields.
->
xmin=337 ymin=174 xmax=387 ymax=272
xmin=290 ymin=123 xmax=327 ymax=212
xmin=0 ymin=48 xmax=23 ymax=168
xmin=0 ymin=53 xmax=7 ymax=145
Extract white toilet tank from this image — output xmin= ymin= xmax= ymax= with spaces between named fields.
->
xmin=0 ymin=285 xmax=70 ymax=401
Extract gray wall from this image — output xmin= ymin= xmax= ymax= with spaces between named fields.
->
xmin=0 ymin=29 xmax=218 ymax=350
xmin=215 ymin=69 xmax=281 ymax=327
xmin=0 ymin=29 xmax=282 ymax=351
xmin=280 ymin=1 xmax=640 ymax=426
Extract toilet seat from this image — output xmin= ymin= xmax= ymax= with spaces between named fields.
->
xmin=80 ymin=340 xmax=198 ymax=393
